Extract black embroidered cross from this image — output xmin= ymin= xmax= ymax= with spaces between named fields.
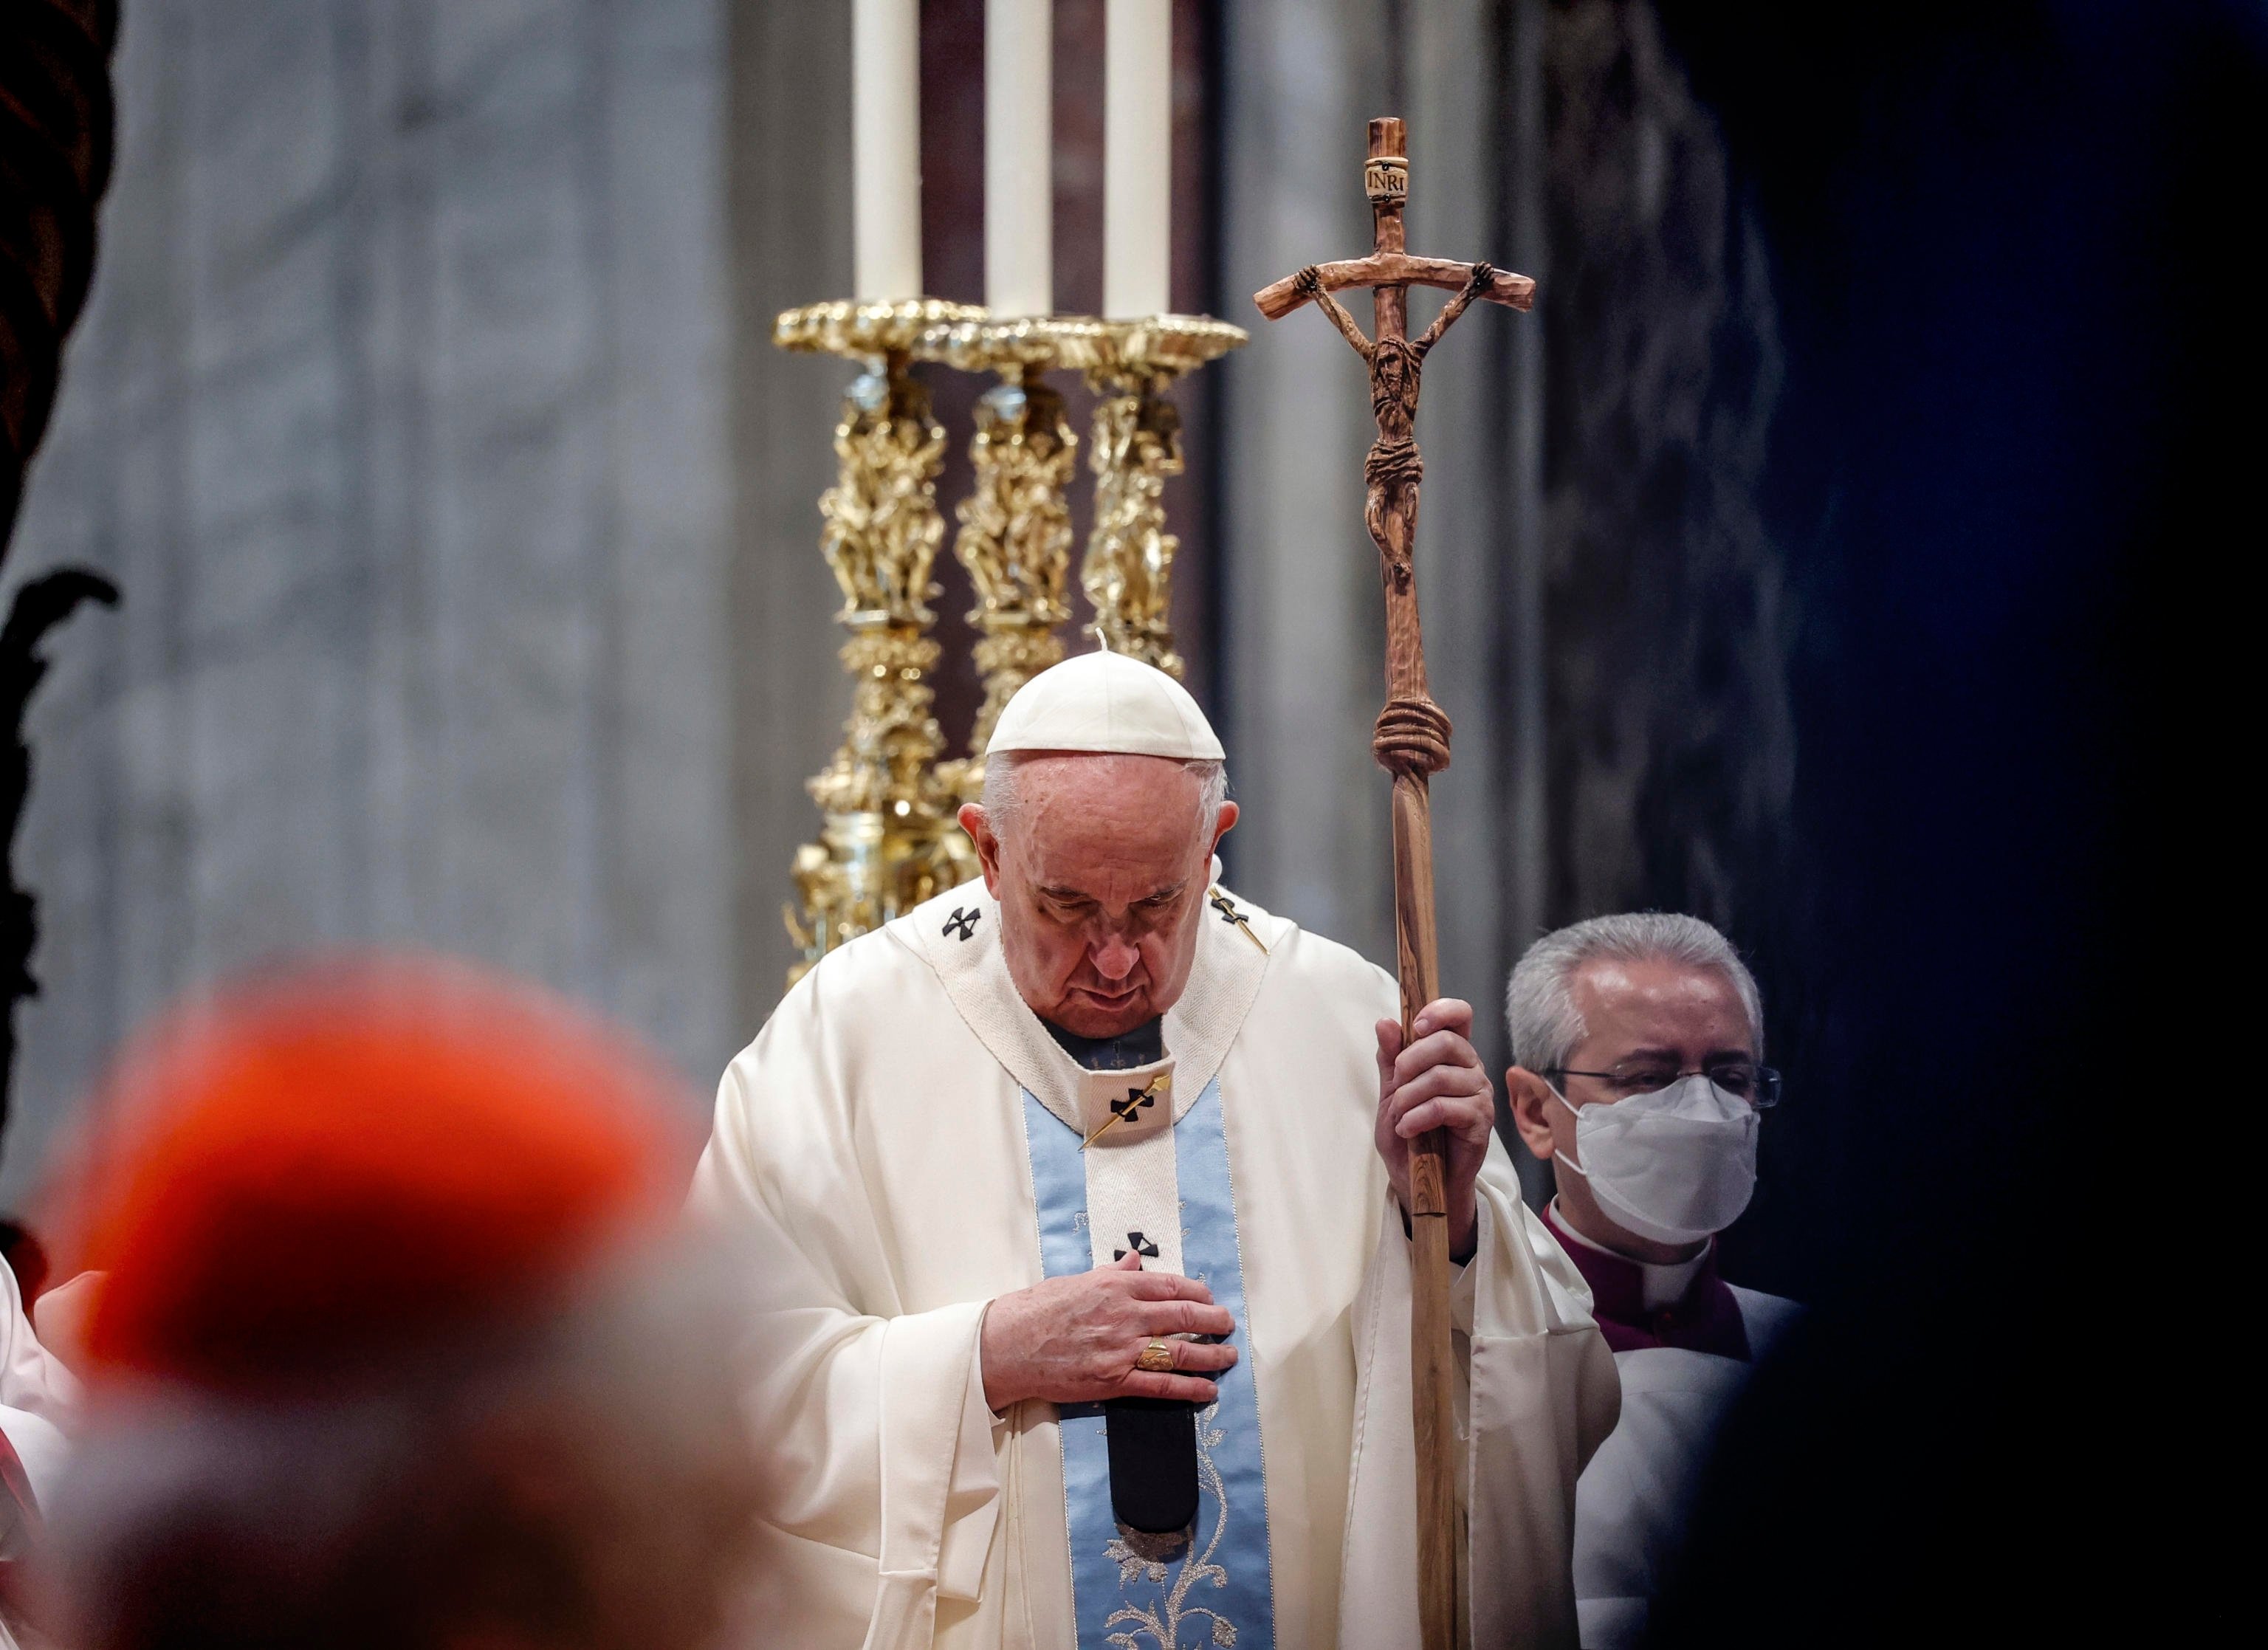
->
xmin=1079 ymin=1069 xmax=1170 ymax=1150
xmin=1113 ymin=1231 xmax=1161 ymax=1261
xmin=1209 ymin=887 xmax=1268 ymax=952
xmin=942 ymin=906 xmax=981 ymax=941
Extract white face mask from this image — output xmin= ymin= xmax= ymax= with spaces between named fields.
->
xmin=1552 ymin=1073 xmax=1759 ymax=1246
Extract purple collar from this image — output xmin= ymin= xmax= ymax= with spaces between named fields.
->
xmin=1543 ymin=1204 xmax=1753 ymax=1361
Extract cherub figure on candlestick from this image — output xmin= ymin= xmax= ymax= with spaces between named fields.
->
xmin=820 ymin=367 xmax=949 ymax=625
xmin=1083 ymin=382 xmax=1185 ymax=678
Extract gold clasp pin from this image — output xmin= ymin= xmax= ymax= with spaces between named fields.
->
xmin=1080 ymin=1069 xmax=1172 ymax=1151
xmin=1209 ymin=887 xmax=1270 ymax=954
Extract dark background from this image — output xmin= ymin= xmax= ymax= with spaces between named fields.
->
xmin=1650 ymin=0 xmax=2235 ymax=1301
xmin=1635 ymin=1 xmax=2250 ymax=1638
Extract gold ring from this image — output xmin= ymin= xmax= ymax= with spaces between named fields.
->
xmin=1135 ymin=1338 xmax=1178 ymax=1374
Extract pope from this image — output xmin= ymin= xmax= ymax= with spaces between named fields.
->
xmin=692 ymin=652 xmax=1620 ymax=1649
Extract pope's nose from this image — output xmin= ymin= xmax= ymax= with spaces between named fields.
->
xmin=1090 ymin=934 xmax=1141 ymax=982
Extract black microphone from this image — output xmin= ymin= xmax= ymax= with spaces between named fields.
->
xmin=1104 ymin=1396 xmax=1200 ymax=1535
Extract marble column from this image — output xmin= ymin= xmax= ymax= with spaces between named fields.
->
xmin=1218 ymin=0 xmax=1398 ymax=969
xmin=4 ymin=0 xmax=736 ymax=1203
xmin=724 ymin=0 xmax=865 ymax=1028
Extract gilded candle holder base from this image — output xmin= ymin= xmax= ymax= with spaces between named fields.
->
xmin=775 ymin=298 xmax=985 ymax=985
xmin=1065 ymin=316 xmax=1247 ymax=678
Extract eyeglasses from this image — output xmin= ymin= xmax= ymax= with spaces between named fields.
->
xmin=1544 ymin=1062 xmax=1783 ymax=1108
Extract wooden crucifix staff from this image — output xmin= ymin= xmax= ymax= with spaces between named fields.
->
xmin=1254 ymin=115 xmax=1534 ymax=1650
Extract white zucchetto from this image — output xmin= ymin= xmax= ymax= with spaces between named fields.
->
xmin=985 ymin=650 xmax=1225 ymax=761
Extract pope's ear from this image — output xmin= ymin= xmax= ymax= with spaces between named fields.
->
xmin=958 ymin=803 xmax=1004 ymax=893
xmin=1209 ymin=800 xmax=1240 ymax=852
xmin=1505 ymin=1067 xmax=1556 ymax=1160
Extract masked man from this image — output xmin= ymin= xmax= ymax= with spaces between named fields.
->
xmin=693 ymin=653 xmax=1618 ymax=1649
xmin=1502 ymin=915 xmax=1799 ymax=1650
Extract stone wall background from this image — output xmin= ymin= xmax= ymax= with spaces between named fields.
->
xmin=4 ymin=0 xmax=735 ymax=1203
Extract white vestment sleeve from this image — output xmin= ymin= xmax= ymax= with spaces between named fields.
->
xmin=940 ymin=1323 xmax=1008 ymax=1602
xmin=1 ymin=1257 xmax=80 ymax=1544
xmin=689 ymin=987 xmax=1005 ymax=1650
xmin=1337 ymin=1137 xmax=1622 ymax=1650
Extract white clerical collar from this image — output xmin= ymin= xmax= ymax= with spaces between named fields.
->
xmin=898 ymin=876 xmax=1274 ymax=1134
xmin=1547 ymin=1197 xmax=1714 ymax=1313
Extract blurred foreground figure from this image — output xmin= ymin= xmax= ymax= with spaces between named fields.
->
xmin=1503 ymin=916 xmax=1797 ymax=1650
xmin=32 ymin=960 xmax=760 ymax=1650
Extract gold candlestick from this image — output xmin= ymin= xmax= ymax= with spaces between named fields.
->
xmin=1072 ymin=315 xmax=1246 ymax=678
xmin=775 ymin=298 xmax=984 ymax=983
xmin=932 ymin=316 xmax=1086 ymax=800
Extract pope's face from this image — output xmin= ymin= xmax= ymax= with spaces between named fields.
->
xmin=963 ymin=754 xmax=1239 ymax=1039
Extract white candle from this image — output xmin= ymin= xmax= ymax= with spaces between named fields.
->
xmin=986 ymin=0 xmax=1053 ymax=317
xmin=853 ymin=0 xmax=922 ymax=301
xmin=1103 ymin=0 xmax=1172 ymax=318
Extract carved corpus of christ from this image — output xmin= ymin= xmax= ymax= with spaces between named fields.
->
xmin=1293 ymin=258 xmax=1495 ymax=595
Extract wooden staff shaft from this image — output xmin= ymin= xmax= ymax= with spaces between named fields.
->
xmin=1392 ymin=767 xmax=1463 ymax=1650
xmin=1369 ymin=114 xmax=1463 ymax=1650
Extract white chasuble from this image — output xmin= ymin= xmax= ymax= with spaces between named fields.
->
xmin=1573 ymin=1290 xmax=1801 ymax=1649
xmin=690 ymin=880 xmax=1621 ymax=1650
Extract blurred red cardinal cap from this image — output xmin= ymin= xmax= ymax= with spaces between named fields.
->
xmin=63 ymin=956 xmax=691 ymax=1396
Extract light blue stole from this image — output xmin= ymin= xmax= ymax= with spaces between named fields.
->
xmin=1020 ymin=1079 xmax=1279 ymax=1649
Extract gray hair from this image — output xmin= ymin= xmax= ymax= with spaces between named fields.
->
xmin=1505 ymin=912 xmax=1763 ymax=1074
xmin=979 ymin=750 xmax=1228 ymax=837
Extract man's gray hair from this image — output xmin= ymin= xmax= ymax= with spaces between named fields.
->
xmin=1505 ymin=912 xmax=1764 ymax=1074
xmin=980 ymin=749 xmax=1228 ymax=836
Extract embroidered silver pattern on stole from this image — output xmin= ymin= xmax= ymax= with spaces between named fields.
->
xmin=1100 ymin=1400 xmax=1239 ymax=1649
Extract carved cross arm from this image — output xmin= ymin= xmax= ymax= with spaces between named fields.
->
xmin=1254 ymin=253 xmax=1535 ymax=320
